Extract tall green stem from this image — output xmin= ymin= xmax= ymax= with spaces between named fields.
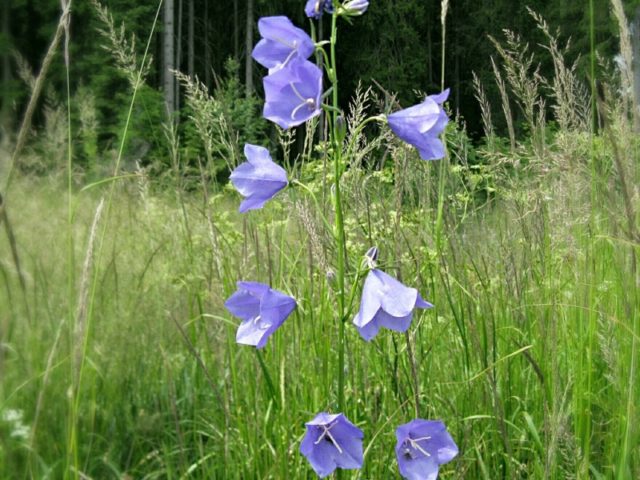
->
xmin=329 ymin=12 xmax=347 ymax=413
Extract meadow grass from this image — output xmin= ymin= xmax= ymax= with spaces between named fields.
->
xmin=0 ymin=124 xmax=638 ymax=478
xmin=1 ymin=1 xmax=639 ymax=479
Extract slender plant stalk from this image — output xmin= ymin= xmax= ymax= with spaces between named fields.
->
xmin=405 ymin=330 xmax=420 ymax=418
xmin=581 ymin=0 xmax=597 ymax=472
xmin=329 ymin=12 xmax=347 ymax=414
xmin=66 ymin=2 xmax=163 ymax=478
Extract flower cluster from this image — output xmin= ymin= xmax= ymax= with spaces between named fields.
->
xmin=222 ymin=2 xmax=459 ymax=478
xmin=252 ymin=16 xmax=323 ymax=129
xmin=299 ymin=413 xmax=458 ymax=479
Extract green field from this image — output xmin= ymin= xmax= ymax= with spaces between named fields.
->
xmin=1 ymin=0 xmax=639 ymax=478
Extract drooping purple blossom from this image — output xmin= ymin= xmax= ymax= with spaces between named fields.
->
xmin=300 ymin=412 xmax=364 ymax=478
xmin=224 ymin=281 xmax=296 ymax=349
xmin=387 ymin=89 xmax=450 ymax=161
xmin=305 ymin=0 xmax=334 ymax=19
xmin=353 ymin=267 xmax=433 ymax=341
xmin=263 ymin=59 xmax=323 ymax=129
xmin=395 ymin=419 xmax=458 ymax=480
xmin=252 ymin=16 xmax=315 ymax=72
xmin=229 ymin=144 xmax=288 ymax=213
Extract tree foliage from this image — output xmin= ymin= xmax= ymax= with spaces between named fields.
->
xmin=0 ymin=0 xmax=632 ymax=164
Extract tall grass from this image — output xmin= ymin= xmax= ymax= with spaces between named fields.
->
xmin=0 ymin=2 xmax=639 ymax=480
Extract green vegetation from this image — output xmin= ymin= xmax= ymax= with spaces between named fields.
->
xmin=1 ymin=0 xmax=639 ymax=479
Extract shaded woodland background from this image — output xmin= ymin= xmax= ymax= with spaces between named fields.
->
xmin=1 ymin=0 xmax=640 ymax=172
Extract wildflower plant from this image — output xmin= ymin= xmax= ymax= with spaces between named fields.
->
xmin=224 ymin=1 xmax=458 ymax=477
xmin=229 ymin=144 xmax=288 ymax=212
xmin=224 ymin=281 xmax=296 ymax=348
xmin=300 ymin=412 xmax=364 ymax=478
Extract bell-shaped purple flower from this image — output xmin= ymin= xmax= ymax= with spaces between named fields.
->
xmin=252 ymin=16 xmax=315 ymax=71
xmin=395 ymin=419 xmax=458 ymax=480
xmin=229 ymin=144 xmax=288 ymax=213
xmin=305 ymin=0 xmax=334 ymax=19
xmin=224 ymin=281 xmax=296 ymax=349
xmin=353 ymin=268 xmax=433 ymax=341
xmin=300 ymin=412 xmax=364 ymax=478
xmin=387 ymin=89 xmax=450 ymax=161
xmin=263 ymin=59 xmax=323 ymax=129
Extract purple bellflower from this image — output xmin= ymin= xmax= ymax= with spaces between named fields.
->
xmin=395 ymin=419 xmax=459 ymax=480
xmin=305 ymin=0 xmax=334 ymax=19
xmin=353 ymin=267 xmax=433 ymax=341
xmin=300 ymin=412 xmax=364 ymax=478
xmin=229 ymin=144 xmax=288 ymax=213
xmin=224 ymin=281 xmax=296 ymax=349
xmin=263 ymin=59 xmax=323 ymax=129
xmin=252 ymin=16 xmax=315 ymax=72
xmin=387 ymin=89 xmax=450 ymax=161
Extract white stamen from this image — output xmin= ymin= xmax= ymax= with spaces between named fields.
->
xmin=277 ymin=47 xmax=299 ymax=70
xmin=291 ymin=99 xmax=316 ymax=120
xmin=314 ymin=421 xmax=344 ymax=454
xmin=253 ymin=315 xmax=262 ymax=324
xmin=407 ymin=436 xmax=431 ymax=458
xmin=272 ymin=36 xmax=296 ymax=50
xmin=289 ymin=82 xmax=307 ymax=103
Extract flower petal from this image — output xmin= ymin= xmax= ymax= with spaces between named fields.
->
xmin=263 ymin=60 xmax=323 ymax=129
xmin=252 ymin=16 xmax=315 ymax=70
xmin=300 ymin=413 xmax=364 ymax=478
xmin=224 ymin=289 xmax=261 ymax=321
xmin=353 ymin=270 xmax=383 ymax=327
xmin=373 ymin=269 xmax=419 ymax=318
xmin=387 ymin=90 xmax=450 ymax=161
xmin=236 ymin=317 xmax=272 ymax=347
xmin=374 ymin=309 xmax=415 ymax=333
xmin=229 ymin=144 xmax=288 ymax=212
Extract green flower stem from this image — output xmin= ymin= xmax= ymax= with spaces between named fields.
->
xmin=329 ymin=11 xmax=347 ymax=414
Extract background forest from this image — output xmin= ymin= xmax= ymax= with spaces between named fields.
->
xmin=2 ymin=0 xmax=640 ymax=170
xmin=1 ymin=0 xmax=640 ymax=479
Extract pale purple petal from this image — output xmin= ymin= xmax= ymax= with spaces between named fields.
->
xmin=399 ymin=454 xmax=439 ymax=480
xmin=373 ymin=269 xmax=419 ymax=318
xmin=236 ymin=317 xmax=272 ymax=347
xmin=353 ymin=263 xmax=433 ymax=340
xmin=429 ymin=88 xmax=450 ymax=105
xmin=224 ymin=291 xmax=260 ymax=321
xmin=224 ymin=281 xmax=296 ymax=348
xmin=354 ymin=315 xmax=382 ymax=341
xmin=352 ymin=270 xmax=383 ymax=327
xmin=306 ymin=0 xmax=334 ymax=18
xmin=416 ymin=139 xmax=445 ymax=161
xmin=230 ymin=144 xmax=288 ymax=213
xmin=263 ymin=59 xmax=323 ymax=129
xmin=415 ymin=293 xmax=434 ymax=310
xmin=300 ymin=413 xmax=364 ymax=478
xmin=375 ymin=309 xmax=415 ymax=333
xmin=387 ymin=89 xmax=450 ymax=161
xmin=251 ymin=16 xmax=314 ymax=70
xmin=238 ymin=195 xmax=274 ymax=213
xmin=305 ymin=0 xmax=323 ymax=19
xmin=395 ymin=419 xmax=459 ymax=480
